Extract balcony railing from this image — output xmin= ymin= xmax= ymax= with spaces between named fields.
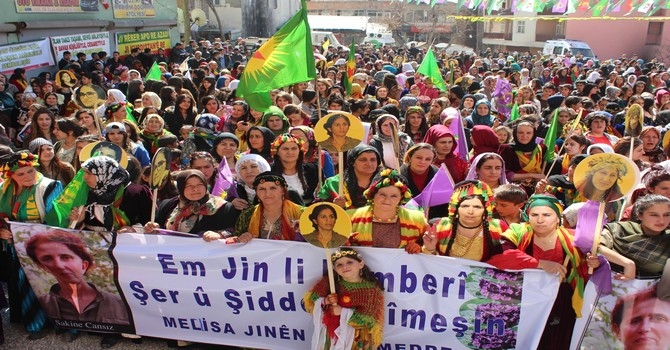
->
xmin=484 ymin=32 xmax=513 ymax=40
xmin=535 ymin=33 xmax=565 ymax=42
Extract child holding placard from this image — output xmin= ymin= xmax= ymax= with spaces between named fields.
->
xmin=304 ymin=248 xmax=384 ymax=350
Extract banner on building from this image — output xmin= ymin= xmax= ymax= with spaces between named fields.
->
xmin=51 ymin=32 xmax=111 ymax=61
xmin=113 ymin=0 xmax=155 ymax=18
xmin=571 ymin=273 xmax=663 ymax=349
xmin=15 ymin=0 xmax=98 ymax=13
xmin=0 ymin=39 xmax=55 ymax=75
xmin=115 ymin=30 xmax=170 ymax=55
xmin=12 ymin=222 xmax=560 ymax=349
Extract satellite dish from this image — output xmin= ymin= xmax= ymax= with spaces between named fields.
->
xmin=190 ymin=8 xmax=208 ymax=26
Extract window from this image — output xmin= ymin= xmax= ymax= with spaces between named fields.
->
xmin=213 ymin=0 xmax=220 ymax=5
xmin=555 ymin=22 xmax=564 ymax=36
xmin=646 ymin=22 xmax=663 ymax=45
xmin=517 ymin=21 xmax=525 ymax=34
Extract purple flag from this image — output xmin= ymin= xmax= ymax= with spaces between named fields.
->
xmin=211 ymin=157 xmax=233 ymax=197
xmin=574 ymin=200 xmax=612 ymax=294
xmin=404 ymin=164 xmax=455 ymax=210
xmin=552 ymin=0 xmax=568 ymax=12
xmin=449 ymin=114 xmax=469 ymax=161
xmin=493 ymin=77 xmax=513 ymax=118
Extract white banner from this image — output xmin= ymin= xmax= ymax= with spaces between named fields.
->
xmin=51 ymin=32 xmax=111 ymax=62
xmin=0 ymin=39 xmax=55 ymax=75
xmin=13 ymin=222 xmax=560 ymax=349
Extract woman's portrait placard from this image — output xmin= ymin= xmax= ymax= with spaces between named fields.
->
xmin=55 ymin=70 xmax=77 ymax=88
xmin=574 ymin=153 xmax=639 ymax=202
xmin=12 ymin=223 xmax=133 ymax=332
xmin=300 ymin=202 xmax=352 ymax=248
xmin=80 ymin=141 xmax=129 ymax=168
xmin=75 ymin=84 xmax=106 ymax=109
xmin=662 ymin=129 xmax=670 ymax=150
xmin=150 ymin=147 xmax=171 ymax=189
xmin=314 ymin=112 xmax=364 ymax=153
xmin=624 ymin=104 xmax=643 ymax=138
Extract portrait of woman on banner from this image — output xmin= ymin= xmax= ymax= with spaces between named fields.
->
xmin=25 ymin=229 xmax=130 ymax=325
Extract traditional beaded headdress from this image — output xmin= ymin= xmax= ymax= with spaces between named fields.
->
xmin=448 ymin=180 xmax=494 ymax=219
xmin=363 ymin=168 xmax=412 ymax=205
xmin=0 ymin=151 xmax=38 ymax=180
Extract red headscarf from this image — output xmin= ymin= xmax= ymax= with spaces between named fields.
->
xmin=470 ymin=125 xmax=500 ymax=161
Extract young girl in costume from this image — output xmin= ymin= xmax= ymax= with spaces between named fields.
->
xmin=304 ymin=248 xmax=384 ymax=350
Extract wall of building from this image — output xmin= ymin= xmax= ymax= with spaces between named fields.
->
xmin=565 ymin=9 xmax=670 ymax=62
xmin=241 ymin=0 xmax=299 ymax=37
xmin=0 ymin=1 xmax=179 ymax=46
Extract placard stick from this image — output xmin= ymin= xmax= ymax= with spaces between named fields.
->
xmin=317 ymin=145 xmax=323 ymax=189
xmin=150 ymin=189 xmax=158 ymax=223
xmin=588 ymin=202 xmax=606 ymax=274
xmin=69 ymin=206 xmax=83 ymax=229
xmin=338 ymin=152 xmax=344 ymax=197
xmin=325 ymin=248 xmax=336 ymax=293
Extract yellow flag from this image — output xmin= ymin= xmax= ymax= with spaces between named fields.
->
xmin=321 ymin=38 xmax=330 ymax=52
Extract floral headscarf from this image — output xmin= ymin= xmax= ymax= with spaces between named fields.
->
xmin=364 ymin=168 xmax=412 ymax=205
xmin=270 ymin=133 xmax=306 ymax=157
xmin=81 ymin=156 xmax=130 ymax=229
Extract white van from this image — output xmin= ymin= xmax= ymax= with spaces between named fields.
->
xmin=311 ymin=31 xmax=342 ymax=49
xmin=543 ymin=40 xmax=596 ymax=59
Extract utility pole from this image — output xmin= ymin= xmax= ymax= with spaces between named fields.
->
xmin=178 ymin=0 xmax=190 ymax=44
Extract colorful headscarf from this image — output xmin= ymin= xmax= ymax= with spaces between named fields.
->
xmin=195 ymin=113 xmax=221 ymax=132
xmin=167 ymin=169 xmax=224 ymax=232
xmin=270 ymin=133 xmax=306 ymax=157
xmin=448 ymin=180 xmax=494 ymax=219
xmin=522 ymin=194 xmax=564 ymax=222
xmin=0 ymin=151 xmax=38 ymax=180
xmin=363 ymin=168 xmax=412 ymax=205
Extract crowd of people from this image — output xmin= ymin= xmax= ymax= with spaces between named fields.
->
xmin=0 ymin=34 xmax=669 ymax=349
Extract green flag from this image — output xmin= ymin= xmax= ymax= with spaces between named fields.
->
xmin=125 ymin=103 xmax=138 ymax=124
xmin=544 ymin=108 xmax=560 ymax=163
xmin=237 ymin=0 xmax=316 ymax=112
xmin=146 ymin=61 xmax=162 ymax=81
xmin=343 ymin=39 xmax=356 ymax=96
xmin=509 ymin=103 xmax=520 ymax=122
xmin=45 ymin=169 xmax=89 ymax=228
xmin=417 ymin=47 xmax=447 ymax=92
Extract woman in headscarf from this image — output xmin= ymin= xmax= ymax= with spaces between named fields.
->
xmin=402 ymin=106 xmax=430 ymax=144
xmin=234 ymin=171 xmax=304 ymax=242
xmin=225 ymin=154 xmax=273 ymax=212
xmin=67 ymin=156 xmax=131 ymax=231
xmin=188 ymin=113 xmax=221 ymax=152
xmin=211 ymin=132 xmax=239 ymax=179
xmin=487 ymin=194 xmax=601 ymax=350
xmin=422 ymin=180 xmax=503 ymax=261
xmin=348 ymin=169 xmax=427 ymax=253
xmin=139 ymin=114 xmax=172 ymax=158
xmin=465 ymin=153 xmax=508 ymax=191
xmin=244 ymin=125 xmax=276 ymax=165
xmin=469 ymin=124 xmax=519 ymax=168
xmin=423 ymin=125 xmax=468 ymax=184
xmin=639 ymin=126 xmax=665 ymax=164
xmin=260 ymin=106 xmax=290 ymax=136
xmin=369 ymin=114 xmax=413 ymax=170
xmin=145 ymin=169 xmax=240 ymax=240
xmin=465 ymin=100 xmax=496 ymax=128
xmin=0 ymin=151 xmax=63 ymax=340
xmin=96 ymin=88 xmax=127 ymax=119
xmin=399 ymin=143 xmax=449 ymax=219
xmin=318 ymin=145 xmax=381 ymax=210
xmin=510 ymin=120 xmax=547 ymax=195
